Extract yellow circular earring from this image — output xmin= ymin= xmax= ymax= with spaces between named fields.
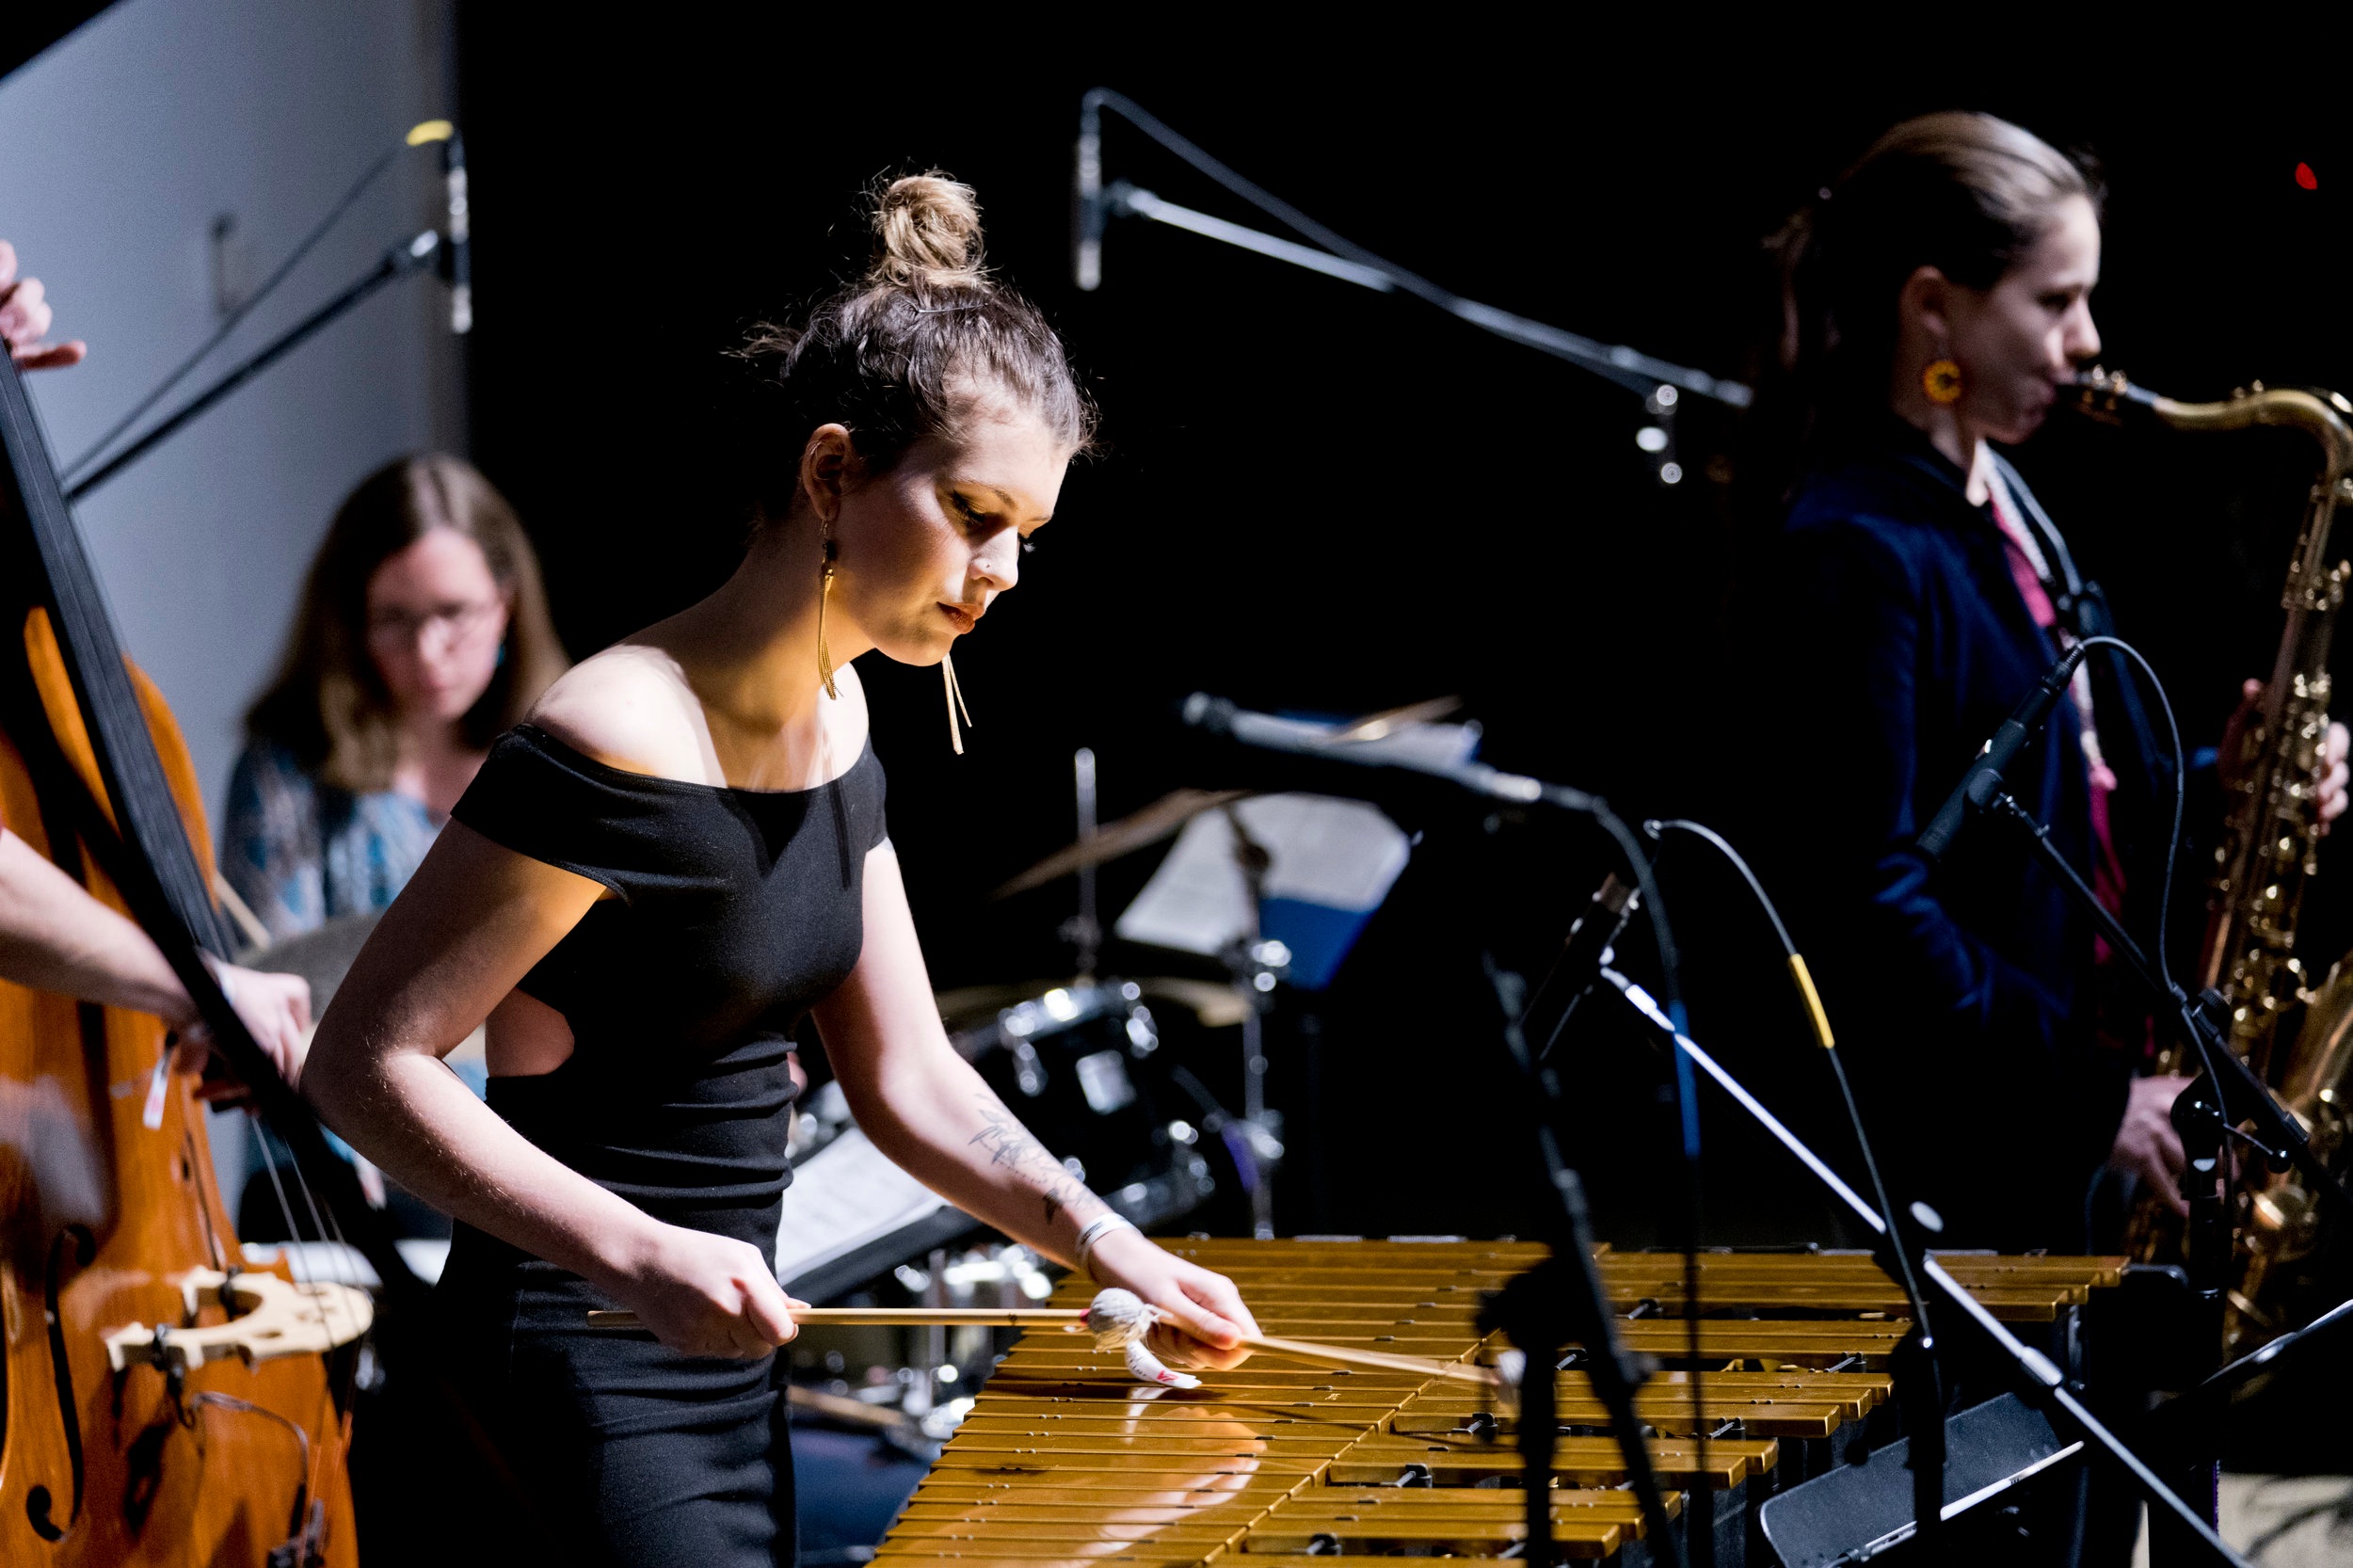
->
xmin=1922 ymin=358 xmax=1964 ymax=406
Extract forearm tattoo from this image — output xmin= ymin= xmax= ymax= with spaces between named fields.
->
xmin=970 ymin=1091 xmax=1104 ymax=1231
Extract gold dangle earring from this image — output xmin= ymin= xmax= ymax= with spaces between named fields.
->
xmin=816 ymin=522 xmax=840 ymax=699
xmin=942 ymin=651 xmax=973 ymax=755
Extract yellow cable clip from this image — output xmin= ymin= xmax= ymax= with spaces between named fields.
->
xmin=1787 ymin=952 xmax=1835 ymax=1050
xmin=407 ymin=120 xmax=455 ymax=147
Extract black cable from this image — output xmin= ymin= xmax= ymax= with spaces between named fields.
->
xmin=1642 ymin=819 xmax=1929 ymax=1308
xmin=62 ymin=122 xmax=440 ymax=483
xmin=2072 ymin=635 xmax=2185 ymax=1000
xmin=1646 ymin=815 xmax=1946 ymax=1557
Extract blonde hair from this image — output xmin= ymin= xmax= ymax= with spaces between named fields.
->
xmin=246 ymin=455 xmax=569 ymax=791
xmin=731 ymin=172 xmax=1094 ymax=520
xmin=868 ymin=172 xmax=988 ymax=291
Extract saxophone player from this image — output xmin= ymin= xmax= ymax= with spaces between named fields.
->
xmin=1728 ymin=113 xmax=2349 ymax=1256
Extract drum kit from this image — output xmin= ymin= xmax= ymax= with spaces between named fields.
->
xmin=930 ymin=744 xmax=1318 ymax=1248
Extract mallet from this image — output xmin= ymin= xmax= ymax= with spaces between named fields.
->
xmin=585 ymin=1288 xmax=1500 ymax=1392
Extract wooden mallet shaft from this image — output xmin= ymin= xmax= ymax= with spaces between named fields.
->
xmin=584 ymin=1306 xmax=1497 ymax=1389
xmin=584 ymin=1306 xmax=1085 ymax=1330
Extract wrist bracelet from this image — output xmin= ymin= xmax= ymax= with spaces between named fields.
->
xmin=1074 ymin=1212 xmax=1138 ymax=1277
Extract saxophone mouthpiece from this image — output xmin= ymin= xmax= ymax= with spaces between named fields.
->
xmin=2069 ymin=365 xmax=2155 ymax=425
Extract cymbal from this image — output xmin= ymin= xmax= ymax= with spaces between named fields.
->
xmin=251 ymin=909 xmax=384 ymax=1018
xmin=1132 ymin=976 xmax=1255 ymax=1030
xmin=990 ymin=788 xmax=1251 ymax=900
xmin=934 ymin=975 xmax=1255 ymax=1032
xmin=987 ymin=697 xmax=1460 ymax=901
xmin=933 ymin=979 xmax=1081 ymax=1024
xmin=1325 ymin=694 xmax=1462 ymax=743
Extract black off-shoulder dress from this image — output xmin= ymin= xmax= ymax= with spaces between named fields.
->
xmin=436 ymin=722 xmax=888 ymax=1564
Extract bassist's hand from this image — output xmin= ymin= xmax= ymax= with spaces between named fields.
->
xmin=172 ymin=963 xmax=313 ymax=1104
xmin=0 ymin=242 xmax=86 ymax=370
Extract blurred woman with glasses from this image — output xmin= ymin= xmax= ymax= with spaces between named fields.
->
xmin=224 ymin=455 xmax=569 ymax=942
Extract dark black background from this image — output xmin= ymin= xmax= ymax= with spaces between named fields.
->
xmin=454 ymin=23 xmax=2352 ymax=1243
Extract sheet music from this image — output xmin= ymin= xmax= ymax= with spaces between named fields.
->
xmin=1113 ymin=792 xmax=1411 ymax=957
xmin=775 ymin=1127 xmax=963 ymax=1288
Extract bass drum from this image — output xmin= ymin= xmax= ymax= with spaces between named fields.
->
xmin=938 ymin=979 xmax=1230 ymax=1233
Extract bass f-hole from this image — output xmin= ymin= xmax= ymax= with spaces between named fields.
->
xmin=26 ymin=1223 xmax=95 ymax=1543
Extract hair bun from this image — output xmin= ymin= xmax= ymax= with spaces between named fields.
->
xmin=870 ymin=172 xmax=985 ymax=289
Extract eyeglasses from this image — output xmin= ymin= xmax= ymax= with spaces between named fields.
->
xmin=366 ymin=599 xmax=503 ymax=650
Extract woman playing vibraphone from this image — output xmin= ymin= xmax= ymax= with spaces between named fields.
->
xmin=302 ymin=173 xmax=1258 ymax=1565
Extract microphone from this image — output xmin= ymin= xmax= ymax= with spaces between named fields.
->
xmin=440 ymin=128 xmax=472 ymax=333
xmin=1527 ymin=875 xmax=1639 ymax=1063
xmin=1180 ymin=692 xmax=1593 ymax=810
xmin=1073 ymin=95 xmax=1103 ymax=291
xmin=1915 ymin=644 xmax=2088 ymax=862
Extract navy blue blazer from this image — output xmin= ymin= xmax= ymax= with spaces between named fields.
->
xmin=1733 ymin=428 xmax=2140 ymax=1249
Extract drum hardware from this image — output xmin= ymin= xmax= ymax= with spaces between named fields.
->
xmin=998 ymin=726 xmax=1449 ymax=1241
xmin=946 ymin=976 xmax=1229 ymax=1234
xmin=787 ymin=1240 xmax=1054 ymax=1441
xmin=777 ymin=975 xmax=1241 ymax=1322
xmin=1064 ymin=745 xmax=1103 ymax=976
xmin=786 ymin=1381 xmax=930 ymax=1439
xmin=1218 ymin=805 xmax=1289 ymax=1240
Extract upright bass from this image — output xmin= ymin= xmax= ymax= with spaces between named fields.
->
xmin=0 ymin=347 xmax=401 ymax=1560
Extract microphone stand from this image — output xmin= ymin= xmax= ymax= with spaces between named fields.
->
xmin=1482 ymin=952 xmax=1692 ymax=1568
xmin=1595 ymin=968 xmax=2255 ymax=1568
xmin=2138 ymin=1292 xmax=2353 ymax=1451
xmin=1176 ymin=696 xmax=1693 ymax=1565
xmin=66 ymin=228 xmax=448 ymax=502
xmin=1972 ymin=788 xmax=2353 ymax=1560
xmin=1975 ymin=790 xmax=2353 ymax=1233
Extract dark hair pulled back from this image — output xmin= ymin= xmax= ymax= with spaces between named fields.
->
xmin=734 ymin=172 xmax=1095 ymax=521
xmin=1742 ymin=111 xmax=2099 ymax=509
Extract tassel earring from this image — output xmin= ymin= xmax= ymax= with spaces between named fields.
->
xmin=816 ymin=525 xmax=840 ymax=700
xmin=942 ymin=651 xmax=974 ymax=755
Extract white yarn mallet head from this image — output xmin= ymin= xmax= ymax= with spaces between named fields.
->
xmin=1490 ymin=1347 xmax=1526 ymax=1416
xmin=1085 ymin=1288 xmax=1201 ymax=1390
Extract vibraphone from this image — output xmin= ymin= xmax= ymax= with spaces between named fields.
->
xmin=871 ymin=1239 xmax=2123 ymax=1568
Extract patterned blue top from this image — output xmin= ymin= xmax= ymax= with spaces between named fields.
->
xmin=220 ymin=741 xmax=445 ymax=942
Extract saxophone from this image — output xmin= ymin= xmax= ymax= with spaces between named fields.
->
xmin=2075 ymin=369 xmax=2353 ymax=1352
